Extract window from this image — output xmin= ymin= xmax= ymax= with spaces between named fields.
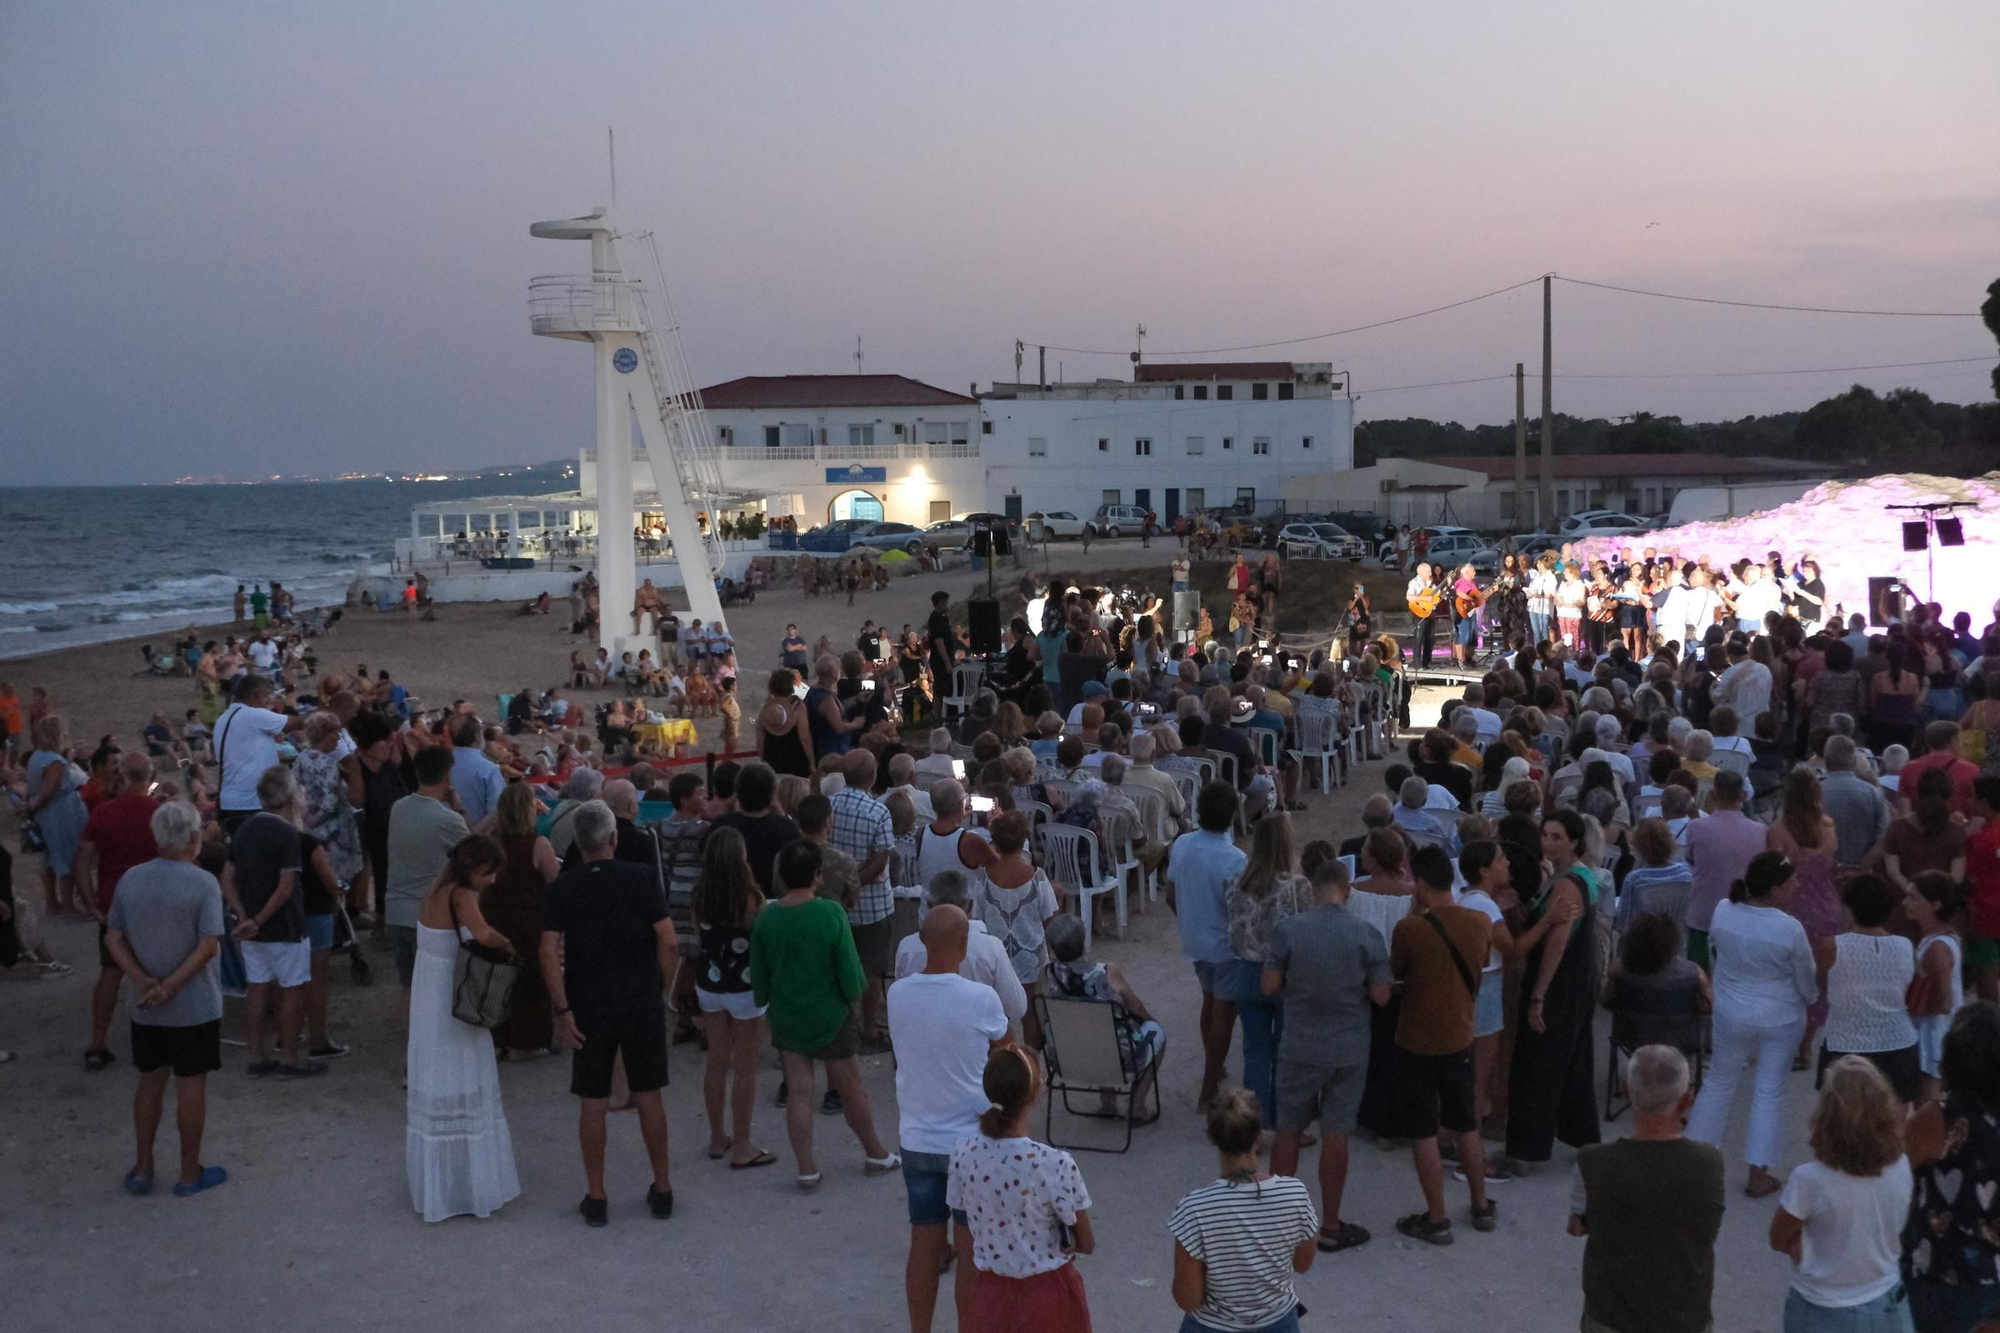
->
xmin=763 ymin=425 xmax=781 ymax=448
xmin=949 ymin=420 xmax=970 ymax=445
xmin=1028 ymin=436 xmax=1047 ymax=457
xmin=1186 ymin=435 xmax=1205 ymax=456
xmin=1661 ymin=486 xmax=1676 ymax=509
xmin=1186 ymin=488 xmax=1205 ymax=512
xmin=1103 ymin=489 xmax=1121 ymax=506
xmin=1557 ymin=488 xmax=1571 ymax=513
xmin=1252 ymin=436 xmax=1270 ymax=456
xmin=1097 ymin=438 xmax=1109 ymax=452
xmin=922 ymin=421 xmax=948 ymax=444
xmin=1501 ymin=491 xmax=1518 ymax=523
xmin=1134 ymin=438 xmax=1152 ymax=457
xmin=893 ymin=422 xmax=906 ymax=439
xmin=1222 ymin=436 xmax=1234 ymax=451
xmin=982 ymin=419 xmax=993 ymax=434
xmin=1302 ymin=436 xmax=1313 ymax=450
xmin=1217 ymin=385 xmax=1234 ymax=401
xmin=1251 ymin=383 xmax=1268 ymax=401
xmin=781 ymin=423 xmax=811 ymax=448
xmin=930 ymin=501 xmax=951 ymax=523
xmin=1193 ymin=385 xmax=1208 ymax=400
xmin=1236 ymin=487 xmax=1255 ymax=507
xmin=1642 ymin=487 xmax=1657 ymax=513
xmin=717 ymin=426 xmax=733 ymax=445
xmin=847 ymin=424 xmax=875 ymax=446
xmin=1174 ymin=386 xmax=1185 ymax=401
xmin=1277 ymin=382 xmax=1294 ymax=401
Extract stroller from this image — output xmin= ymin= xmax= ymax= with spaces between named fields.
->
xmin=330 ymin=883 xmax=374 ymax=986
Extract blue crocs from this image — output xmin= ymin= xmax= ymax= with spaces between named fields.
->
xmin=173 ymin=1166 xmax=228 ymax=1197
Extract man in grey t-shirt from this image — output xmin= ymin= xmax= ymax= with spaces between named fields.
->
xmin=384 ymin=745 xmax=468 ymax=1003
xmin=103 ymin=801 xmax=229 ymax=1196
xmin=1261 ymin=858 xmax=1391 ymax=1251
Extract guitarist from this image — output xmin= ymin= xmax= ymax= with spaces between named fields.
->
xmin=1407 ymin=561 xmax=1450 ymax=669
xmin=1449 ymin=563 xmax=1487 ymax=667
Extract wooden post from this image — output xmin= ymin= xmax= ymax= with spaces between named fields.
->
xmin=1539 ymin=277 xmax=1554 ymax=528
xmin=1514 ymin=362 xmax=1527 ymax=530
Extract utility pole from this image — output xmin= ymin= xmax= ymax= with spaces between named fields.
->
xmin=1038 ymin=345 xmax=1046 ymax=390
xmin=1513 ymin=362 xmax=1528 ymax=530
xmin=1539 ymin=276 xmax=1554 ymax=527
xmin=854 ymin=335 xmax=863 ymax=375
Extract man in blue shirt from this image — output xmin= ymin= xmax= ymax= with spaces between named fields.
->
xmin=446 ymin=713 xmax=505 ymax=827
xmin=1166 ymin=780 xmax=1247 ymax=1112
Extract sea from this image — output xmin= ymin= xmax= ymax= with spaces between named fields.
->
xmin=0 ymin=478 xmax=574 ymax=661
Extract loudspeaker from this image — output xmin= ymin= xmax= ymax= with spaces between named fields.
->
xmin=971 ymin=530 xmax=990 ymax=557
xmin=1903 ymin=521 xmax=1929 ymax=552
xmin=990 ymin=527 xmax=1011 ymax=556
xmin=1172 ymin=590 xmax=1200 ymax=637
xmin=966 ymin=596 xmax=1002 ymax=654
xmin=1936 ymin=517 xmax=1964 ymax=547
xmin=1867 ymin=577 xmax=1903 ymax=628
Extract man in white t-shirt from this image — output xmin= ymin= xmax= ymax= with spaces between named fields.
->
xmin=888 ymin=906 xmax=1007 ymax=1333
xmin=892 ymin=871 xmax=1025 ymax=1024
xmin=213 ymin=675 xmax=299 ymax=825
xmin=245 ymin=634 xmax=279 ymax=674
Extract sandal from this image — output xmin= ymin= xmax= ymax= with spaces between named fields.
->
xmin=1316 ymin=1221 xmax=1371 ymax=1252
xmin=797 ymin=1171 xmax=823 ymax=1193
xmin=729 ymin=1149 xmax=778 ymax=1171
xmin=123 ymin=1169 xmax=153 ymax=1197
xmin=864 ymin=1153 xmax=902 ymax=1176
xmin=85 ymin=1047 xmax=115 ymax=1072
xmin=1745 ymin=1172 xmax=1783 ymax=1199
xmin=1395 ymin=1212 xmax=1455 ymax=1246
xmin=707 ymin=1138 xmax=732 ymax=1160
xmin=172 ymin=1165 xmax=228 ymax=1198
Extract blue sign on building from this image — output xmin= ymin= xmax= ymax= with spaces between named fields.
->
xmin=825 ymin=465 xmax=888 ymax=484
xmin=612 ymin=348 xmax=638 ymax=374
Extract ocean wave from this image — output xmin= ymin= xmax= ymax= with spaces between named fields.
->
xmin=0 ymin=601 xmax=59 ymax=614
xmin=2 ymin=570 xmax=360 ymax=615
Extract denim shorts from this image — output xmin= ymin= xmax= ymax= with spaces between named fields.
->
xmin=902 ymin=1150 xmax=968 ymax=1227
xmin=1782 ymin=1285 xmax=1913 ymax=1332
xmin=1474 ymin=971 xmax=1503 ymax=1039
xmin=1182 ymin=1308 xmax=1300 ymax=1333
xmin=305 ymin=913 xmax=335 ymax=953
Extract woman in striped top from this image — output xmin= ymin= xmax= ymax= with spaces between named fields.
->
xmin=1170 ymin=1089 xmax=1318 ymax=1333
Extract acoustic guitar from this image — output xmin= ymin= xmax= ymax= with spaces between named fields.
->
xmin=1408 ymin=588 xmax=1443 ymax=619
xmin=1453 ymin=584 xmax=1488 ymax=618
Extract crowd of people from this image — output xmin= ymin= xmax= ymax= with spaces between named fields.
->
xmin=4 ymin=538 xmax=2000 ymax=1332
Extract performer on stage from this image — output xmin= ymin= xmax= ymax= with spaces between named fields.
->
xmin=1345 ymin=583 xmax=1374 ymax=657
xmin=1406 ymin=561 xmax=1450 ymax=668
xmin=1450 ymin=563 xmax=1486 ymax=667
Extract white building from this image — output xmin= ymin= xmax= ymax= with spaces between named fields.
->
xmin=581 ymin=360 xmax=1355 ymax=527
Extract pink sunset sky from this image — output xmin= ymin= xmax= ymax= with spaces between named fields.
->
xmin=2 ymin=0 xmax=1996 ymax=482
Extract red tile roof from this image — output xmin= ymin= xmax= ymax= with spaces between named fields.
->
xmin=1425 ymin=453 xmax=1820 ymax=481
xmin=1133 ymin=362 xmax=1296 ymax=383
xmin=695 ymin=374 xmax=978 ymax=409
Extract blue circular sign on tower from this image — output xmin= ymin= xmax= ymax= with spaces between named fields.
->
xmin=612 ymin=348 xmax=638 ymax=374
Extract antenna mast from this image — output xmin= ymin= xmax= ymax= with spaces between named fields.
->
xmin=607 ymin=127 xmax=617 ymax=223
xmin=854 ymin=335 xmax=863 ymax=375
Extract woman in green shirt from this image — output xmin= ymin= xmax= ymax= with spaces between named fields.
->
xmin=749 ymin=839 xmax=899 ymax=1192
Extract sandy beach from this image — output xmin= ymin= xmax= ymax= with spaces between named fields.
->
xmin=1 ymin=538 xmax=1806 ymax=1333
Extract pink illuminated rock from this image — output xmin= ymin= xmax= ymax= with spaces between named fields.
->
xmin=1572 ymin=471 xmax=2000 ymax=626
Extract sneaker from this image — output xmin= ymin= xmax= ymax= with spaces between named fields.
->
xmin=308 ymin=1041 xmax=350 ymax=1059
xmin=245 ymin=1059 xmax=279 ymax=1078
xmin=821 ymin=1089 xmax=844 ymax=1116
xmin=1395 ymin=1212 xmax=1454 ymax=1246
xmin=646 ymin=1185 xmax=674 ymax=1219
xmin=1471 ymin=1200 xmax=1499 ymax=1233
xmin=775 ymin=1079 xmax=788 ymax=1109
xmin=579 ymin=1195 xmax=608 ymax=1227
xmin=1452 ymin=1162 xmax=1514 ymax=1185
xmin=274 ymin=1059 xmax=329 ymax=1078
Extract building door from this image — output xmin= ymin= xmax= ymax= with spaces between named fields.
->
xmin=1164 ymin=489 xmax=1180 ymax=522
xmin=1135 ymin=488 xmax=1150 ymax=512
xmin=830 ymin=489 xmax=883 ymax=522
xmin=1185 ymin=487 xmax=1204 ymax=515
xmin=1003 ymin=494 xmax=1022 ymax=522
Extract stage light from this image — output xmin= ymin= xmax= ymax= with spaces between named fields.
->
xmin=1936 ymin=517 xmax=1964 ymax=547
xmin=1903 ymin=521 xmax=1929 ymax=552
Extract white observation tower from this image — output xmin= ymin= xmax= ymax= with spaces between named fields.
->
xmin=529 ymin=208 xmax=730 ymax=655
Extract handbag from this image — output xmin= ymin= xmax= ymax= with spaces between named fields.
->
xmin=448 ymin=890 xmax=521 ymax=1029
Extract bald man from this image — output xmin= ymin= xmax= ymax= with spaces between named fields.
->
xmin=888 ymin=903 xmax=1009 ymax=1333
xmin=562 ymin=778 xmax=654 ymax=871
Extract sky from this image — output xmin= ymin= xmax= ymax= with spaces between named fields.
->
xmin=3 ymin=0 xmax=1997 ymax=484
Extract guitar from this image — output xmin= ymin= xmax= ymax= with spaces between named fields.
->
xmin=1408 ymin=589 xmax=1442 ymax=619
xmin=1454 ymin=585 xmax=1488 ymax=618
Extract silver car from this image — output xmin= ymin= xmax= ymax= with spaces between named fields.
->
xmin=845 ymin=521 xmax=926 ymax=554
xmin=1276 ymin=522 xmax=1366 ymax=560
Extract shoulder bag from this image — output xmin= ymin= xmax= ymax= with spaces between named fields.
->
xmin=448 ymin=889 xmax=521 ymax=1029
xmin=1421 ymin=911 xmax=1480 ymax=998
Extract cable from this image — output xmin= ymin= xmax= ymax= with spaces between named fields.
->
xmin=1553 ymin=275 xmax=1983 ymax=318
xmin=1562 ymin=355 xmax=1995 ymax=380
xmin=1024 ymin=277 xmax=1543 ymax=356
xmin=1352 ymin=375 xmax=1517 ymax=397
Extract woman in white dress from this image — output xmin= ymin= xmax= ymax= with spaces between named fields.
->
xmin=407 ymin=835 xmax=521 ymax=1223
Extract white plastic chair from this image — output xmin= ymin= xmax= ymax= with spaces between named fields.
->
xmin=1038 ymin=823 xmax=1124 ymax=949
xmin=943 ymin=661 xmax=985 ymax=722
xmin=1293 ymin=706 xmax=1346 ymax=793
xmin=1248 ymin=727 xmax=1284 ymax=771
xmin=1124 ymin=787 xmax=1164 ymax=906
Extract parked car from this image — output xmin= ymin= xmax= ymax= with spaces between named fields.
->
xmin=797 ymin=517 xmax=877 ymax=552
xmin=1510 ymin=533 xmax=1565 ymax=563
xmin=920 ymin=518 xmax=974 ymax=549
xmin=1325 ymin=511 xmax=1393 ymax=548
xmin=1027 ymin=510 xmax=1087 ymax=541
xmin=1275 ymin=522 xmax=1367 ymax=561
xmin=1558 ymin=509 xmax=1652 ymax=539
xmin=1379 ymin=526 xmax=1492 ymax=572
xmin=846 ymin=521 xmax=926 ymax=554
xmin=1085 ymin=504 xmax=1150 ymax=538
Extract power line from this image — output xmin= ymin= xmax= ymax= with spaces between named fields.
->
xmin=1553 ymin=275 xmax=1983 ymax=318
xmin=1352 ymin=374 xmax=1515 ymax=398
xmin=1561 ymin=355 xmax=1995 ymax=380
xmin=1024 ymin=277 xmax=1542 ymax=357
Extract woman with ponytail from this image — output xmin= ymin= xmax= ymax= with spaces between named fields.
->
xmin=1169 ymin=1088 xmax=1318 ymax=1333
xmin=1685 ymin=850 xmax=1818 ymax=1197
xmin=947 ymin=1043 xmax=1095 ymax=1331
